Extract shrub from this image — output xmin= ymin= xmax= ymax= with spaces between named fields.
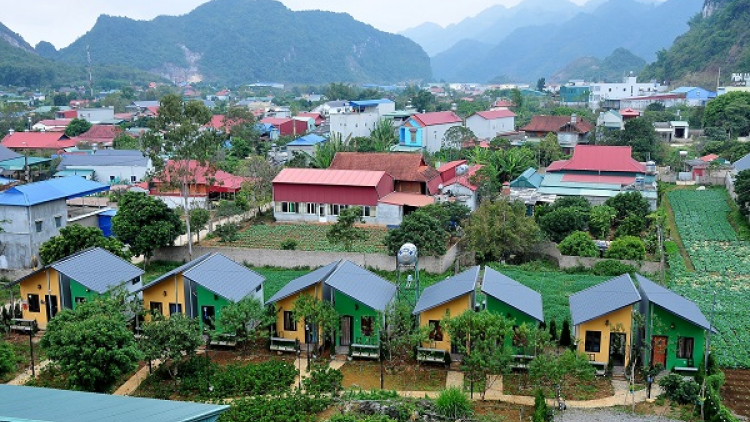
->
xmin=559 ymin=320 xmax=572 ymax=347
xmin=435 ymin=387 xmax=472 ymax=419
xmin=302 ymin=364 xmax=343 ymax=395
xmin=539 ymin=207 xmax=587 ymax=243
xmin=614 ymin=215 xmax=645 ymax=238
xmin=658 ymin=373 xmax=700 ymax=405
xmin=280 ymin=238 xmax=298 ymax=250
xmin=221 ymin=393 xmax=331 ymax=422
xmin=592 ymin=259 xmax=637 ymax=276
xmin=558 ymin=231 xmax=599 ymax=257
xmin=0 ymin=341 xmax=16 ymax=377
xmin=548 ymin=319 xmax=557 ymax=341
xmin=533 ymin=389 xmax=552 ymax=422
xmin=214 ymin=222 xmax=240 ymax=242
xmin=605 ymin=236 xmax=646 ymax=261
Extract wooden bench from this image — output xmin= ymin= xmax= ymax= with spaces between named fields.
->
xmin=269 ymin=337 xmax=298 ymax=352
xmin=210 ymin=333 xmax=237 ymax=347
xmin=351 ymin=344 xmax=379 ymax=359
xmin=417 ymin=347 xmax=447 ymax=364
xmin=9 ymin=319 xmax=36 ymax=333
xmin=673 ymin=366 xmax=698 ymax=373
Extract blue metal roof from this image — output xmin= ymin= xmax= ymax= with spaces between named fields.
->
xmin=182 ymin=253 xmax=265 ymax=302
xmin=287 ymin=134 xmax=327 ymax=146
xmin=349 ymin=99 xmax=394 ymax=108
xmin=265 ymin=261 xmax=340 ymax=305
xmin=635 ymin=274 xmax=711 ymax=331
xmin=0 ymin=385 xmax=228 ymax=422
xmin=326 ymin=260 xmax=397 ymax=312
xmin=569 ymin=274 xmax=641 ymax=326
xmin=0 ymin=176 xmax=110 ymax=206
xmin=413 ymin=266 xmax=479 ymax=315
xmin=482 ymin=267 xmax=544 ymax=322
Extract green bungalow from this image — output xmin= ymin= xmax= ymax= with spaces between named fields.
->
xmin=482 ymin=267 xmax=544 ymax=359
xmin=137 ymin=253 xmax=265 ymax=335
xmin=636 ymin=274 xmax=712 ymax=372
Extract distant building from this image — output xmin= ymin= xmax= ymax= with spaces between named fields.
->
xmin=1 ymin=130 xmax=77 ymax=153
xmin=396 ymin=111 xmax=463 ymax=153
xmin=465 ymin=109 xmax=516 ymax=140
xmin=56 ymin=150 xmax=152 ymax=184
xmin=286 ymin=134 xmax=327 ymax=158
xmin=329 ymin=99 xmax=395 ymax=140
xmin=76 ymin=107 xmax=115 ymax=123
xmin=589 ymin=76 xmax=667 ymax=110
xmin=670 ymin=87 xmax=717 ymax=106
xmin=520 ymin=114 xmax=594 ymax=154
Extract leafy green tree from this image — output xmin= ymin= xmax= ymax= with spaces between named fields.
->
xmin=40 ymin=294 xmax=142 ymax=392
xmin=410 ymin=89 xmax=438 ymax=113
xmin=236 ymin=156 xmax=279 ymax=211
xmin=614 ymin=215 xmax=646 ymax=238
xmin=605 ymin=236 xmax=646 ymax=260
xmin=533 ymin=389 xmax=552 ymax=422
xmin=64 ymin=117 xmax=92 ymax=137
xmin=414 ymin=202 xmax=470 ymax=232
xmin=444 ymin=310 xmax=513 ymax=399
xmin=537 ymin=133 xmax=564 ymax=167
xmin=442 ymin=126 xmax=475 ymax=161
xmin=141 ymin=94 xmax=223 ymax=259
xmin=385 ymin=211 xmax=448 ymax=257
xmin=39 ymin=224 xmax=131 ymax=265
xmin=601 ymin=117 xmax=664 ymax=162
xmin=188 ymin=208 xmax=210 ymax=242
xmin=140 ymin=313 xmax=203 ymax=379
xmin=307 ymin=133 xmax=349 ymax=169
xmin=111 ymin=191 xmax=185 ymax=265
xmin=112 ymin=132 xmax=139 ymax=150
xmin=223 ymin=106 xmax=263 ymax=156
xmin=536 ymin=78 xmax=546 ymax=92
xmin=368 ymin=118 xmax=397 ymax=152
xmin=327 ymin=206 xmax=367 ymax=251
xmin=528 ymin=349 xmax=594 ymax=392
xmin=291 ymin=294 xmax=339 ymax=357
xmin=604 ymin=192 xmax=650 ymax=222
xmin=464 ymin=199 xmax=540 ymax=262
xmin=493 ymin=147 xmax=536 ymax=182
xmin=735 ymin=169 xmax=750 ymax=215
xmin=538 ymin=207 xmax=587 ymax=243
xmin=381 ymin=299 xmax=426 ymax=366
xmin=0 ymin=341 xmax=16 ymax=378
xmin=548 ymin=319 xmax=557 ymax=342
xmin=558 ymin=231 xmax=599 ymax=257
xmin=703 ymin=91 xmax=750 ymax=138
xmin=589 ymin=205 xmax=617 ymax=239
xmin=325 ymin=83 xmax=357 ymax=100
xmin=217 ymin=296 xmax=274 ymax=342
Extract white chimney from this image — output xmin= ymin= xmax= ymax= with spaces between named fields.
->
xmin=571 ymin=113 xmax=578 ymax=124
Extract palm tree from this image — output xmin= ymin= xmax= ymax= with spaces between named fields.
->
xmin=369 ymin=118 xmax=397 ymax=152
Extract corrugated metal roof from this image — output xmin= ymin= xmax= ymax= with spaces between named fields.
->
xmin=0 ymin=385 xmax=228 ymax=422
xmin=413 ymin=266 xmax=479 ymax=315
xmin=474 ymin=109 xmax=516 ymax=119
xmin=349 ymin=99 xmax=393 ymax=107
xmin=0 ymin=144 xmax=20 ymax=161
xmin=287 ymin=134 xmax=327 ymax=146
xmin=326 ymin=260 xmax=396 ymax=312
xmin=273 ymin=168 xmax=388 ymax=187
xmin=182 ymin=254 xmax=265 ymax=302
xmin=569 ymin=274 xmax=641 ymax=326
xmin=378 ymin=192 xmax=435 ymax=207
xmin=510 ymin=167 xmax=543 ymax=189
xmin=136 ymin=254 xmax=213 ymax=293
xmin=413 ymin=111 xmax=462 ymax=127
xmin=635 ymin=274 xmax=710 ymax=330
xmin=481 ymin=267 xmax=543 ymax=322
xmin=734 ymin=152 xmax=750 ymax=173
xmin=546 ymin=145 xmax=645 ymax=173
xmin=265 ymin=261 xmax=340 ymax=305
xmin=50 ymin=247 xmax=144 ymax=294
xmin=58 ymin=151 xmax=149 ymax=169
xmin=0 ymin=177 xmax=110 ymax=206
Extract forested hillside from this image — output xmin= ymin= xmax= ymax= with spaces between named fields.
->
xmin=54 ymin=0 xmax=431 ymax=84
xmin=640 ymin=0 xmax=750 ymax=88
xmin=551 ymin=48 xmax=648 ymax=83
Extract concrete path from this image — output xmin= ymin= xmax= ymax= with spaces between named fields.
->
xmin=445 ymin=371 xmax=464 ymax=389
xmin=113 ymin=360 xmax=162 ymax=396
xmin=7 ymin=359 xmax=50 ymax=385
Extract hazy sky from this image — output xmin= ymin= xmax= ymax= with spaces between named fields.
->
xmin=2 ymin=0 xmax=596 ymax=49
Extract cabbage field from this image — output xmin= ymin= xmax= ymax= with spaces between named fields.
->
xmin=667 ymin=189 xmax=750 ymax=368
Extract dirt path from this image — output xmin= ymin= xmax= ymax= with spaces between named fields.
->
xmin=113 ymin=360 xmax=162 ymax=396
xmin=6 ymin=360 xmax=51 ymax=385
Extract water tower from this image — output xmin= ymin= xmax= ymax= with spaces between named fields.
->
xmin=396 ymin=243 xmax=420 ymax=306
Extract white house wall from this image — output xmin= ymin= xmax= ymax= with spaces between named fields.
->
xmin=330 ymin=112 xmax=381 ymax=139
xmin=0 ymin=200 xmax=67 ymax=269
xmin=424 ymin=122 xmax=463 ymax=153
xmin=466 ymin=116 xmax=515 ymax=140
xmin=66 ymin=165 xmax=150 ymax=184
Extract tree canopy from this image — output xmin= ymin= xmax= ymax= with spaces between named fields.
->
xmin=464 ymin=199 xmax=540 ymax=262
xmin=327 ymin=206 xmax=367 ymax=251
xmin=64 ymin=118 xmax=92 ymax=137
xmin=385 ymin=211 xmax=449 ymax=257
xmin=39 ymin=224 xmax=131 ymax=265
xmin=703 ymin=91 xmax=750 ymax=138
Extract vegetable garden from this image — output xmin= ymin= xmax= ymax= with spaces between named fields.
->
xmin=666 ymin=189 xmax=750 ymax=368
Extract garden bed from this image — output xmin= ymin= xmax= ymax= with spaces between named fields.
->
xmin=340 ymin=360 xmax=447 ymax=391
xmin=502 ymin=372 xmax=614 ymax=401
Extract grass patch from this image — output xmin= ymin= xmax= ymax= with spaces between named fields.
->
xmin=140 ymin=260 xmax=183 ymax=284
xmin=340 ymin=360 xmax=447 ymax=391
xmin=503 ymin=372 xmax=614 ymax=401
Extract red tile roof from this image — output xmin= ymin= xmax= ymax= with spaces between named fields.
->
xmin=437 ymin=160 xmax=467 ymax=174
xmin=296 ymin=112 xmax=324 ymax=125
xmin=37 ymin=119 xmax=71 ymax=127
xmin=520 ymin=115 xmax=593 ymax=134
xmin=474 ymin=110 xmax=516 ymax=120
xmin=494 ymin=100 xmax=514 ymax=108
xmin=441 ymin=164 xmax=483 ymax=191
xmin=260 ymin=117 xmax=292 ymax=126
xmin=546 ymin=145 xmax=646 ymax=173
xmin=379 ymin=192 xmax=435 ymax=207
xmin=329 ymin=152 xmax=441 ymax=189
xmin=1 ymin=131 xmax=77 ymax=150
xmin=619 ymin=108 xmax=640 ymax=117
xmin=701 ymin=154 xmax=719 ymax=162
xmin=153 ymin=160 xmax=248 ymax=193
xmin=76 ymin=125 xmax=122 ymax=146
xmin=273 ymin=168 xmax=388 ymax=187
xmin=412 ymin=111 xmax=462 ymax=127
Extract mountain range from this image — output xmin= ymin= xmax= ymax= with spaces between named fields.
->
xmin=412 ymin=0 xmax=703 ymax=83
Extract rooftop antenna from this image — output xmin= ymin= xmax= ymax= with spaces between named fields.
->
xmin=86 ymin=44 xmax=93 ymax=97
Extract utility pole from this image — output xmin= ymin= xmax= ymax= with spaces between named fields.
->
xmin=700 ymin=290 xmax=717 ymax=420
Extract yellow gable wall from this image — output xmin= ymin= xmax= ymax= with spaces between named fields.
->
xmin=418 ymin=294 xmax=472 ymax=353
xmin=575 ymin=305 xmax=634 ymax=365
xmin=273 ymin=284 xmax=322 ymax=344
xmin=19 ymin=269 xmax=62 ymax=329
xmin=142 ymin=273 xmax=185 ymax=321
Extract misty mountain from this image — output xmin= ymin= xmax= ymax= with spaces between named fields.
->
xmin=53 ymin=0 xmax=431 ymax=85
xmin=432 ymin=0 xmax=703 ymax=83
xmin=401 ymin=0 xmax=580 ymax=56
xmin=551 ymin=48 xmax=648 ymax=83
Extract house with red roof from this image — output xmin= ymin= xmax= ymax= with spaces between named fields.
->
xmin=260 ymin=117 xmax=308 ymax=137
xmin=466 ymin=109 xmax=516 ymax=140
xmin=295 ymin=112 xmax=325 ymax=126
xmin=397 ymin=111 xmax=463 ymax=153
xmin=1 ymin=130 xmax=77 ymax=153
xmin=435 ymin=160 xmax=483 ymax=211
xmin=272 ymin=167 xmax=435 ymax=226
xmin=535 ymin=145 xmax=658 ymax=210
xmin=74 ymin=125 xmax=123 ymax=148
xmin=149 ymin=160 xmax=249 ymax=208
xmin=32 ymin=119 xmax=71 ymax=132
xmin=329 ymin=152 xmax=441 ymax=195
xmin=520 ymin=114 xmax=594 ymax=154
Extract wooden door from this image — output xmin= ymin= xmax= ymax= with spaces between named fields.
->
xmin=652 ymin=336 xmax=668 ymax=367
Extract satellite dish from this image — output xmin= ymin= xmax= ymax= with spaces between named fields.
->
xmin=397 ymin=243 xmax=418 ymax=265
xmin=456 ymin=164 xmax=470 ymax=176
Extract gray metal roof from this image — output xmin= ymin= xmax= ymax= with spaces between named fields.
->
xmin=413 ymin=266 xmax=479 ymax=315
xmin=0 ymin=144 xmax=20 ymax=162
xmin=182 ymin=254 xmax=264 ymax=302
xmin=50 ymin=247 xmax=144 ymax=294
xmin=481 ymin=267 xmax=544 ymax=322
xmin=569 ymin=273 xmax=641 ymax=326
xmin=58 ymin=150 xmax=149 ymax=170
xmin=326 ymin=260 xmax=396 ymax=312
xmin=0 ymin=384 xmax=228 ymax=422
xmin=734 ymin=152 xmax=750 ymax=173
xmin=635 ymin=274 xmax=711 ymax=330
xmin=135 ymin=254 xmax=213 ymax=293
xmin=265 ymin=261 xmax=340 ymax=305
